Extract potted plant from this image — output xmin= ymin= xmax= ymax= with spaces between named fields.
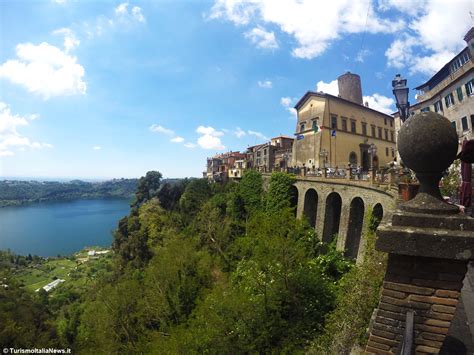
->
xmin=398 ymin=168 xmax=419 ymax=201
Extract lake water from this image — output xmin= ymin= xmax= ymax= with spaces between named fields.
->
xmin=0 ymin=199 xmax=131 ymax=256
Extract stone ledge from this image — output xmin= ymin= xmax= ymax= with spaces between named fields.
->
xmin=391 ymin=211 xmax=474 ymax=231
xmin=376 ymin=225 xmax=474 ymax=260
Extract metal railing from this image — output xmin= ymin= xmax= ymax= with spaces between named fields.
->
xmin=397 ymin=310 xmax=414 ymax=355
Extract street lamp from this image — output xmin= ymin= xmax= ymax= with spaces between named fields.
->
xmin=392 ymin=74 xmax=410 ymax=122
xmin=368 ymin=143 xmax=377 ymax=182
xmin=319 ymin=148 xmax=328 ymax=177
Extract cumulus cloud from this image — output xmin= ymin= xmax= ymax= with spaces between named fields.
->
xmin=184 ymin=142 xmax=196 ymax=148
xmin=114 ymin=3 xmax=146 ymax=24
xmin=208 ymin=0 xmax=403 ymax=59
xmin=384 ymin=0 xmax=472 ymax=75
xmin=316 ymin=80 xmax=339 ymax=95
xmin=280 ymin=96 xmax=297 ymax=119
xmin=363 ymin=94 xmax=395 ymax=115
xmin=149 ymin=124 xmax=175 ymax=136
xmin=0 ymin=42 xmax=86 ymax=99
xmin=0 ymin=102 xmax=52 ymax=157
xmin=93 ymin=146 xmax=101 ymax=150
xmin=248 ymin=130 xmax=268 ymax=141
xmin=196 ymin=125 xmax=225 ymax=150
xmin=53 ymin=27 xmax=80 ymax=53
xmin=170 ymin=136 xmax=184 ymax=143
xmin=257 ymin=80 xmax=273 ymax=88
xmin=244 ymin=27 xmax=278 ymax=49
xmin=234 ymin=127 xmax=246 ymax=138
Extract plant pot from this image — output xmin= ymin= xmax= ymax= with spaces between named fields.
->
xmin=398 ymin=182 xmax=420 ymax=201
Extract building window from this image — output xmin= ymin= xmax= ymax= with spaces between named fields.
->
xmin=421 ymin=107 xmax=430 ymax=112
xmin=390 ymin=119 xmax=393 ymax=127
xmin=461 ymin=116 xmax=468 ymax=131
xmin=384 ymin=129 xmax=389 ymax=140
xmin=451 ymin=121 xmax=457 ymax=131
xmin=391 ymin=149 xmax=395 ymax=158
xmin=331 ymin=116 xmax=338 ymax=130
xmin=342 ymin=117 xmax=347 ymax=131
xmin=264 ymin=148 xmax=267 ymax=155
xmin=350 ymin=120 xmax=356 ymax=133
xmin=434 ymin=100 xmax=443 ymax=113
xmin=378 ymin=127 xmax=382 ymax=138
xmin=465 ymin=80 xmax=474 ymax=96
xmin=384 ymin=118 xmax=387 ymax=125
xmin=386 ymin=147 xmax=389 ymax=156
xmin=371 ymin=125 xmax=376 ymax=137
xmin=445 ymin=93 xmax=454 ymax=108
xmin=471 ymin=115 xmax=474 ymax=129
xmin=300 ymin=123 xmax=305 ymax=132
xmin=456 ymin=87 xmax=463 ymax=102
xmin=390 ymin=131 xmax=394 ymax=142
xmin=362 ymin=122 xmax=367 ymax=136
xmin=451 ymin=51 xmax=470 ymax=72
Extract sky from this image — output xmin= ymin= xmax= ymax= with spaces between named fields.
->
xmin=1 ymin=0 xmax=473 ymax=179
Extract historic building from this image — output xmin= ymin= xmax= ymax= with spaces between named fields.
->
xmin=292 ymin=72 xmax=396 ymax=172
xmin=245 ymin=136 xmax=294 ymax=172
xmin=395 ymin=27 xmax=474 ymax=148
xmin=205 ymin=151 xmax=246 ymax=182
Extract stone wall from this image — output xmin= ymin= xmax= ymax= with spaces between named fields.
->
xmin=366 ymin=254 xmax=467 ymax=354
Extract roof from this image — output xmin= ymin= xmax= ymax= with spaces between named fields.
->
xmin=271 ymin=135 xmax=294 ymax=140
xmin=294 ymin=91 xmax=393 ymax=119
xmin=414 ymin=47 xmax=470 ymax=90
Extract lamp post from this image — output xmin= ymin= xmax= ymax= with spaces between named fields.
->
xmin=319 ymin=149 xmax=328 ymax=177
xmin=369 ymin=143 xmax=377 ymax=182
xmin=392 ymin=74 xmax=410 ymax=122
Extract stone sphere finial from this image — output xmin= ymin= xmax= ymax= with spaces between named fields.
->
xmin=397 ymin=112 xmax=459 ymax=214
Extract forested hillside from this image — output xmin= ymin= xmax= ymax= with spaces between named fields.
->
xmin=0 ymin=170 xmax=385 ymax=353
xmin=0 ymin=178 xmax=138 ymax=207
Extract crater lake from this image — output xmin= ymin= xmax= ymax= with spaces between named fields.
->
xmin=0 ymin=199 xmax=131 ymax=256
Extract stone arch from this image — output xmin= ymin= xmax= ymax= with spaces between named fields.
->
xmin=370 ymin=203 xmax=384 ymax=231
xmin=290 ymin=185 xmax=298 ymax=216
xmin=303 ymin=188 xmax=318 ymax=228
xmin=345 ymin=197 xmax=365 ymax=259
xmin=322 ymin=192 xmax=342 ymax=243
xmin=349 ymin=151 xmax=357 ymax=166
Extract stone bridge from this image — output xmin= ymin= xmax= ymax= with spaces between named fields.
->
xmin=264 ymin=174 xmax=397 ymax=262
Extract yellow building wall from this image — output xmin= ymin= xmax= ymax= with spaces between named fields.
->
xmin=293 ymin=94 xmax=396 ymax=169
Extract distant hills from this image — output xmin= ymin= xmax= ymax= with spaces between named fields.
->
xmin=0 ymin=178 xmax=139 ymax=207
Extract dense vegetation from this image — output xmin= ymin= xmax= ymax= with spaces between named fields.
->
xmin=0 ymin=178 xmax=138 ymax=207
xmin=0 ymin=170 xmax=385 ymax=353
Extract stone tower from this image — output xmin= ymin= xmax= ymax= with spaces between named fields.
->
xmin=337 ymin=72 xmax=363 ymax=105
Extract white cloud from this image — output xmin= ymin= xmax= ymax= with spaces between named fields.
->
xmin=209 ymin=0 xmax=403 ymax=59
xmin=257 ymin=80 xmax=273 ymax=88
xmin=384 ymin=0 xmax=472 ymax=75
xmin=196 ymin=125 xmax=224 ymax=137
xmin=93 ymin=146 xmax=101 ymax=150
xmin=280 ymin=96 xmax=297 ymax=119
xmin=184 ymin=142 xmax=196 ymax=148
xmin=0 ymin=102 xmax=52 ymax=157
xmin=355 ymin=49 xmax=370 ymax=63
xmin=149 ymin=124 xmax=175 ymax=136
xmin=363 ymin=94 xmax=395 ymax=115
xmin=53 ymin=28 xmax=80 ymax=53
xmin=114 ymin=3 xmax=146 ymax=24
xmin=248 ymin=130 xmax=268 ymax=141
xmin=316 ymin=80 xmax=339 ymax=95
xmin=170 ymin=136 xmax=184 ymax=143
xmin=0 ymin=42 xmax=86 ymax=99
xmin=51 ymin=0 xmax=67 ymax=4
xmin=244 ymin=27 xmax=278 ymax=49
xmin=196 ymin=125 xmax=225 ymax=150
xmin=234 ymin=126 xmax=246 ymax=138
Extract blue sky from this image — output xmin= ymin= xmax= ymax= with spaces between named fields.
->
xmin=1 ymin=0 xmax=472 ymax=179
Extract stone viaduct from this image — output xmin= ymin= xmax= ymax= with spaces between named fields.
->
xmin=263 ymin=174 xmax=397 ymax=263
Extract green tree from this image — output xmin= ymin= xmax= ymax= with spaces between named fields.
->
xmin=179 ymin=179 xmax=212 ymax=218
xmin=266 ymin=172 xmax=296 ymax=213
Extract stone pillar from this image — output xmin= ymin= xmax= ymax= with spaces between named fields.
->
xmin=365 ymin=112 xmax=474 ymax=354
xmin=346 ymin=167 xmax=352 ymax=181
